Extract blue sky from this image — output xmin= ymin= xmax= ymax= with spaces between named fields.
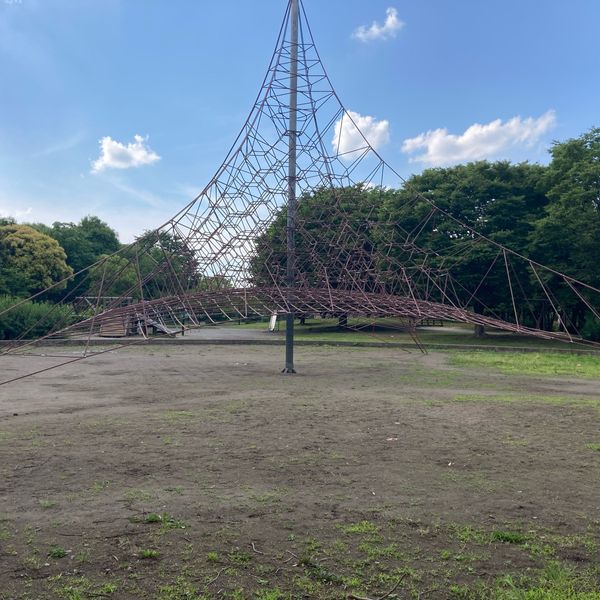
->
xmin=1 ymin=0 xmax=599 ymax=241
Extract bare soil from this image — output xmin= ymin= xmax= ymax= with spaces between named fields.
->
xmin=0 ymin=345 xmax=598 ymax=599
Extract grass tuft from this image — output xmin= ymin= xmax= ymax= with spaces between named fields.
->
xmin=48 ymin=545 xmax=67 ymax=558
xmin=492 ymin=530 xmax=527 ymax=545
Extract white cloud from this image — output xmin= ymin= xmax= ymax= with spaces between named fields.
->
xmin=353 ymin=8 xmax=404 ymax=42
xmin=401 ymin=110 xmax=556 ymax=167
xmin=91 ymin=134 xmax=160 ymax=173
xmin=332 ymin=110 xmax=390 ymax=159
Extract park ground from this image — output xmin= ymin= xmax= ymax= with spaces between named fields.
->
xmin=0 ymin=344 xmax=599 ymax=599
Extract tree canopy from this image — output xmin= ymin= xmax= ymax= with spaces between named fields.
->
xmin=87 ymin=230 xmax=199 ymax=300
xmin=0 ymin=224 xmax=73 ymax=297
xmin=30 ymin=216 xmax=121 ymax=299
xmin=250 ymin=128 xmax=600 ymax=338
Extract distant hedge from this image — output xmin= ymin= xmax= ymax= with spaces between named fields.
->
xmin=0 ymin=296 xmax=75 ymax=340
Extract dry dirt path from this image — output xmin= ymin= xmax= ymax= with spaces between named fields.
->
xmin=0 ymin=346 xmax=598 ymax=599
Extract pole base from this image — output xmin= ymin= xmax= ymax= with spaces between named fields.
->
xmin=281 ymin=367 xmax=297 ymax=374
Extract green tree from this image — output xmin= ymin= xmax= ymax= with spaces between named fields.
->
xmin=29 ymin=216 xmax=121 ymax=299
xmin=251 ymin=167 xmax=552 ymax=330
xmin=43 ymin=216 xmax=121 ymax=275
xmin=250 ymin=184 xmax=387 ymax=291
xmin=87 ymin=230 xmax=199 ymax=300
xmin=0 ymin=225 xmax=73 ymax=297
xmin=379 ymin=161 xmax=550 ymax=329
xmin=531 ymin=127 xmax=600 ymax=333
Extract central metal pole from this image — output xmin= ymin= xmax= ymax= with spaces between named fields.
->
xmin=284 ymin=0 xmax=299 ymax=374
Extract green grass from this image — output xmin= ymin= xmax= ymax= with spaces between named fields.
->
xmin=158 ymin=577 xmax=208 ymax=600
xmin=255 ymin=590 xmax=285 ymax=600
xmin=340 ymin=520 xmax=380 ymax=535
xmin=49 ymin=575 xmax=118 ymax=599
xmin=37 ymin=520 xmax=595 ymax=600
xmin=585 ymin=443 xmax=600 ymax=452
xmin=229 ymin=318 xmax=576 ymax=349
xmin=449 ymin=352 xmax=600 ymax=378
xmin=492 ymin=530 xmax=528 ymax=545
xmin=162 ymin=410 xmax=195 ymax=423
xmin=452 ymin=394 xmax=599 ymax=413
xmin=228 ymin=549 xmax=252 ymax=564
xmin=48 ymin=545 xmax=67 ymax=558
xmin=140 ymin=512 xmax=188 ymax=533
xmin=490 ymin=561 xmax=600 ymax=599
xmin=249 ymin=487 xmax=288 ymax=504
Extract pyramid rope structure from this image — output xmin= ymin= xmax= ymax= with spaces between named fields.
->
xmin=1 ymin=0 xmax=599 ymax=384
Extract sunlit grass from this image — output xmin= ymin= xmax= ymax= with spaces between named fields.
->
xmin=449 ymin=352 xmax=600 ymax=378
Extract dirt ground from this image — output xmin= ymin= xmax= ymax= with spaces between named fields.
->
xmin=0 ymin=345 xmax=598 ymax=599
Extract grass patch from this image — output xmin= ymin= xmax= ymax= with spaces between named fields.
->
xmin=138 ymin=512 xmax=188 ymax=533
xmin=448 ymin=524 xmax=487 ymax=544
xmin=492 ymin=530 xmax=527 ymax=545
xmin=48 ymin=545 xmax=67 ymax=558
xmin=158 ymin=577 xmax=208 ymax=600
xmin=49 ymin=576 xmax=118 ymax=599
xmin=123 ymin=489 xmax=153 ymax=503
xmin=228 ymin=549 xmax=252 ymax=564
xmin=585 ymin=443 xmax=600 ymax=452
xmin=453 ymin=393 xmax=570 ymax=405
xmin=139 ymin=549 xmax=160 ymax=559
xmin=249 ymin=487 xmax=288 ymax=504
xmin=340 ymin=520 xmax=380 ymax=535
xmin=490 ymin=561 xmax=600 ymax=599
xmin=162 ymin=410 xmax=195 ymax=423
xmin=449 ymin=352 xmax=600 ymax=378
xmin=233 ymin=318 xmax=570 ymax=349
xmin=453 ymin=392 xmax=599 ymax=412
xmin=255 ymin=590 xmax=285 ymax=600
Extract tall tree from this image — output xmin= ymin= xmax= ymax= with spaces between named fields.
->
xmin=30 ymin=216 xmax=121 ymax=299
xmin=0 ymin=225 xmax=73 ymax=297
xmin=250 ymin=184 xmax=387 ymax=291
xmin=378 ymin=161 xmax=550 ymax=327
xmin=531 ymin=127 xmax=600 ymax=333
xmin=87 ymin=230 xmax=199 ymax=301
xmin=31 ymin=216 xmax=121 ymax=275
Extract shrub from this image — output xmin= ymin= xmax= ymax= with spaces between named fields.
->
xmin=0 ymin=296 xmax=75 ymax=340
xmin=581 ymin=313 xmax=600 ymax=341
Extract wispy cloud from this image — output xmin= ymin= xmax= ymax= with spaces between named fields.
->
xmin=353 ymin=8 xmax=404 ymax=42
xmin=32 ymin=131 xmax=86 ymax=158
xmin=104 ymin=177 xmax=165 ymax=209
xmin=401 ymin=110 xmax=557 ymax=167
xmin=91 ymin=134 xmax=161 ymax=173
xmin=332 ymin=110 xmax=390 ymax=159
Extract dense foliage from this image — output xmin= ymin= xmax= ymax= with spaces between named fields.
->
xmin=0 ymin=224 xmax=73 ymax=297
xmin=31 ymin=217 xmax=121 ymax=299
xmin=87 ymin=230 xmax=199 ymax=301
xmin=0 ymin=296 xmax=75 ymax=340
xmin=251 ymin=128 xmax=600 ymax=337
